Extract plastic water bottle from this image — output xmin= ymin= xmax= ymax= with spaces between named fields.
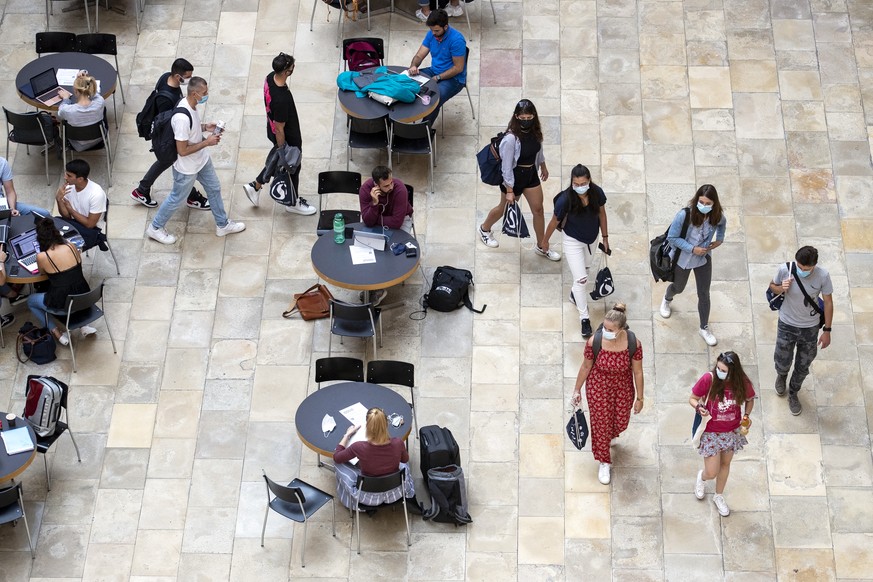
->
xmin=333 ymin=213 xmax=345 ymax=244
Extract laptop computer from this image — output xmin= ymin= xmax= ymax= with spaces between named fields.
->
xmin=30 ymin=68 xmax=64 ymax=107
xmin=9 ymin=229 xmax=40 ymax=274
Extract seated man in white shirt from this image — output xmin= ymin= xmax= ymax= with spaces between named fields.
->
xmin=55 ymin=159 xmax=108 ymax=251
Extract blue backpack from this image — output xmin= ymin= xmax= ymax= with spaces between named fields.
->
xmin=475 ymin=132 xmax=505 ymax=186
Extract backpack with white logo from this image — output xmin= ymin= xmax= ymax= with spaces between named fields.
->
xmin=424 ymin=266 xmax=486 ymax=314
xmin=23 ymin=375 xmax=65 ymax=438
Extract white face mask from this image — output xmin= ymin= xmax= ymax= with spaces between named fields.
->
xmin=602 ymin=329 xmax=617 ymax=341
xmin=321 ymin=414 xmax=336 ymax=436
xmin=573 ymin=184 xmax=590 ymax=195
xmin=179 ymin=75 xmax=190 ymax=87
xmin=716 ymin=368 xmax=728 ymax=380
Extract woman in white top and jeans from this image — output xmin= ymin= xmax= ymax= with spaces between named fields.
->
xmin=660 ymin=184 xmax=726 ymax=346
xmin=57 ymin=71 xmax=105 ymax=151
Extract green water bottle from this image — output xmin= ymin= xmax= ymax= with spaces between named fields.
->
xmin=333 ymin=213 xmax=345 ymax=244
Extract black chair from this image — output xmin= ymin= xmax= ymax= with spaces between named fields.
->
xmin=0 ymin=484 xmax=34 ymax=558
xmin=315 ymin=357 xmax=365 ymax=389
xmin=440 ymin=47 xmax=476 ymax=137
xmin=24 ymin=375 xmax=81 ymax=490
xmin=4 ymin=108 xmax=56 ymax=185
xmin=352 ymin=467 xmax=411 ymax=554
xmin=404 ymin=183 xmax=417 ymax=238
xmin=76 ymin=33 xmax=124 ymax=127
xmin=389 ymin=121 xmax=436 ymax=194
xmin=347 ymin=116 xmax=390 ymax=171
xmin=316 ymin=171 xmax=362 ymax=234
xmin=366 ymin=360 xmax=416 ymax=429
xmin=341 ymin=37 xmax=385 ymax=70
xmin=47 ymin=282 xmax=117 ymax=373
xmin=62 ymin=118 xmax=111 ymax=187
xmin=261 ymin=471 xmax=335 ymax=568
xmin=35 ymin=31 xmax=77 ymax=55
xmin=329 ymin=299 xmax=381 ymax=361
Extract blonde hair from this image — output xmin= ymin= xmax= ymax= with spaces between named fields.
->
xmin=604 ymin=302 xmax=628 ymax=329
xmin=365 ymin=408 xmax=390 ymax=445
xmin=73 ymin=74 xmax=97 ymax=99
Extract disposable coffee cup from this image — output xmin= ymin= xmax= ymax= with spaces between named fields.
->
xmin=5 ymin=413 xmax=14 ymax=428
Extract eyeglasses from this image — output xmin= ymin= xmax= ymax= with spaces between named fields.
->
xmin=517 ymin=99 xmax=532 ymax=109
xmin=719 ymin=352 xmax=734 ymax=364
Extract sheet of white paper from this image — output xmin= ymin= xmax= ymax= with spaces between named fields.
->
xmin=401 ymin=69 xmax=430 ymax=85
xmin=1 ymin=427 xmax=34 ymax=455
xmin=349 ymin=245 xmax=376 ymax=265
xmin=57 ymin=69 xmax=80 ymax=86
xmin=339 ymin=402 xmax=369 ymax=446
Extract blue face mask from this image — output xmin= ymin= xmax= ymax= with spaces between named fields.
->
xmin=716 ymin=368 xmax=728 ymax=380
xmin=796 ymin=267 xmax=812 ymax=278
xmin=601 ymin=329 xmax=617 ymax=341
xmin=198 ymin=95 xmax=209 ymax=104
xmin=573 ymin=185 xmax=590 ymax=195
xmin=697 ymin=202 xmax=713 ymax=214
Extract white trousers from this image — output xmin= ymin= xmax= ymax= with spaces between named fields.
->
xmin=563 ymin=232 xmax=597 ymax=320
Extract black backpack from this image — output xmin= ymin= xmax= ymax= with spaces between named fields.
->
xmin=422 ymin=464 xmax=473 ymax=526
xmin=424 ymin=266 xmax=486 ymax=313
xmin=135 ymin=87 xmax=176 ymax=139
xmin=475 ymin=132 xmax=505 ymax=186
xmin=150 ymin=107 xmax=192 ymax=164
xmin=649 ymin=207 xmax=690 ymax=283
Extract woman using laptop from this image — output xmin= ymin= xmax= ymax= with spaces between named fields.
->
xmin=26 ymin=218 xmax=95 ymax=346
xmin=57 ymin=71 xmax=106 ymax=151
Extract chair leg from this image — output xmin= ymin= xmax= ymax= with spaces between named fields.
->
xmin=310 ymin=0 xmax=316 ymax=31
xmin=355 ymin=502 xmax=361 ymax=554
xmin=85 ymin=0 xmax=91 ymax=33
xmin=465 ymin=85 xmax=475 ymax=119
xmin=105 ymin=242 xmax=121 ymax=275
xmin=69 ymin=332 xmax=78 ymax=373
xmin=111 ymin=94 xmax=118 ymax=130
xmin=464 ymin=2 xmax=471 ymax=38
xmin=300 ymin=518 xmax=308 ymax=567
xmin=67 ymin=430 xmax=82 ymax=463
xmin=115 ymin=57 xmax=125 ymax=103
xmin=21 ymin=500 xmax=34 ymax=559
xmin=401 ymin=493 xmax=411 ymax=547
xmin=489 ymin=0 xmax=497 ymax=23
xmin=43 ymin=454 xmax=51 ymax=491
xmin=331 ymin=499 xmax=336 ymax=537
xmin=43 ymin=140 xmax=50 ymax=186
xmin=260 ymin=506 xmax=269 ymax=546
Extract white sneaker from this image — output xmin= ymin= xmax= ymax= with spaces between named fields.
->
xmin=659 ymin=297 xmax=671 ymax=318
xmin=598 ymin=462 xmax=611 ymax=485
xmin=243 ymin=182 xmax=260 ymax=207
xmin=216 ymin=220 xmax=246 ymax=237
xmin=477 ymin=225 xmax=499 ymax=248
xmin=57 ymin=331 xmax=70 ymax=346
xmin=415 ymin=8 xmax=428 ymax=20
xmin=284 ymin=197 xmax=317 ymax=216
xmin=713 ymin=493 xmax=730 ymax=517
xmin=699 ymin=326 xmax=718 ymax=346
xmin=146 ymin=224 xmax=177 ymax=245
xmin=448 ymin=3 xmax=463 ymax=16
xmin=535 ymin=245 xmax=561 ymax=261
xmin=80 ymin=325 xmax=98 ymax=337
xmin=694 ymin=470 xmax=705 ymax=500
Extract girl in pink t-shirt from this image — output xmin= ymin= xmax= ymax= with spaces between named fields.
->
xmin=688 ymin=351 xmax=755 ymax=517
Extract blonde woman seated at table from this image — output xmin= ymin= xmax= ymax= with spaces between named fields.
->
xmin=332 ymin=408 xmax=416 ymax=511
xmin=57 ymin=71 xmax=106 ymax=151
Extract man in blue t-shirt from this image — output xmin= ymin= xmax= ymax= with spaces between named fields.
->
xmin=407 ymin=9 xmax=467 ymax=125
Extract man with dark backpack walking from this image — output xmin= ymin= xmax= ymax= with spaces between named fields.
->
xmin=145 ymin=77 xmax=245 ymax=245
xmin=131 ymin=58 xmax=210 ymax=211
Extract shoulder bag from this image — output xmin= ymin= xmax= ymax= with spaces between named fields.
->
xmin=791 ymin=264 xmax=826 ymax=329
xmin=283 ymin=284 xmax=334 ymax=321
xmin=690 ymin=372 xmax=713 ymax=450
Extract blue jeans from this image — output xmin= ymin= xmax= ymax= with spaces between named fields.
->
xmin=151 ymin=159 xmax=228 ymax=230
xmin=16 ymin=202 xmax=53 ymax=217
xmin=420 ymin=67 xmax=465 ymax=125
xmin=27 ymin=293 xmax=67 ymax=332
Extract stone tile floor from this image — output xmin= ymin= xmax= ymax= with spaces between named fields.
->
xmin=0 ymin=0 xmax=872 ymax=579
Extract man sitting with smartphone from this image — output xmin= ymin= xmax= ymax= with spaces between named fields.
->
xmin=55 ymin=159 xmax=107 ymax=251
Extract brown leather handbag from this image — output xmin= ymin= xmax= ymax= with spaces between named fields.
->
xmin=283 ymin=284 xmax=334 ymax=321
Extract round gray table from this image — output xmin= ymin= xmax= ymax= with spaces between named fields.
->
xmin=295 ymin=382 xmax=413 ymax=457
xmin=0 ymin=413 xmax=37 ymax=484
xmin=338 ymin=66 xmax=439 ymax=123
xmin=16 ymin=52 xmax=118 ymax=110
xmin=311 ymin=223 xmax=420 ymax=292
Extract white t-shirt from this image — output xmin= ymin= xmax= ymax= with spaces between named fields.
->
xmin=67 ymin=179 xmax=106 ymax=225
xmin=171 ymin=99 xmax=208 ymax=175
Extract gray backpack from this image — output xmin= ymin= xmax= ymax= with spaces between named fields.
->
xmin=422 ymin=464 xmax=473 ymax=526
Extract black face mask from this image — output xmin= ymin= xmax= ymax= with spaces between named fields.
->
xmin=519 ymin=118 xmax=534 ymax=130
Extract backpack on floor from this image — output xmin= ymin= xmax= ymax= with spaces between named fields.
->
xmin=422 ymin=464 xmax=473 ymax=526
xmin=135 ymin=87 xmax=177 ymax=140
xmin=649 ymin=207 xmax=690 ymax=283
xmin=423 ymin=266 xmax=486 ymax=314
xmin=419 ymin=425 xmax=461 ymax=487
xmin=150 ymin=107 xmax=192 ymax=164
xmin=475 ymin=132 xmax=505 ymax=186
xmin=344 ymin=40 xmax=381 ymax=72
xmin=23 ymin=375 xmax=65 ymax=438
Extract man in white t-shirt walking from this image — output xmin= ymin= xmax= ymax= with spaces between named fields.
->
xmin=55 ymin=159 xmax=108 ymax=251
xmin=146 ymin=76 xmax=245 ymax=244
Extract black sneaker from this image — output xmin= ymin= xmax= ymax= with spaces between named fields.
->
xmin=8 ymin=293 xmax=29 ymax=307
xmin=0 ymin=314 xmax=14 ymax=329
xmin=775 ymin=374 xmax=787 ymax=396
xmin=131 ymin=188 xmax=158 ymax=208
xmin=581 ymin=319 xmax=593 ymax=338
xmin=186 ymin=189 xmax=211 ymax=210
xmin=788 ymin=392 xmax=802 ymax=416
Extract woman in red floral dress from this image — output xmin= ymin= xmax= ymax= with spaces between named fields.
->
xmin=571 ymin=303 xmax=644 ymax=485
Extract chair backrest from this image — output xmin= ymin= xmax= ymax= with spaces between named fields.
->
xmin=316 ymin=357 xmax=365 ymax=384
xmin=66 ymin=283 xmax=104 ymax=316
xmin=342 ymin=37 xmax=386 ymax=64
xmin=35 ymin=32 xmax=77 ymax=55
xmin=0 ymin=484 xmax=23 ymax=521
xmin=356 ymin=467 xmax=405 ymax=494
xmin=366 ymin=360 xmax=414 ymax=388
xmin=390 ymin=121 xmax=431 ymax=142
xmin=263 ymin=473 xmax=305 ymax=505
xmin=330 ymin=299 xmax=377 ymax=324
xmin=349 ymin=116 xmax=388 ymax=135
xmin=318 ymin=171 xmax=362 ymax=195
xmin=62 ymin=119 xmax=107 ymax=142
xmin=405 ymin=184 xmax=414 ymax=207
xmin=25 ymin=374 xmax=71 ymax=412
xmin=76 ymin=33 xmax=118 ymax=56
xmin=4 ymin=108 xmax=51 ymax=143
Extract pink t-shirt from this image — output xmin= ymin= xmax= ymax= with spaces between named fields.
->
xmin=692 ymin=372 xmax=756 ymax=433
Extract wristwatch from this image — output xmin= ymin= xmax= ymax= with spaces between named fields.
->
xmin=822 ymin=326 xmax=832 ymax=332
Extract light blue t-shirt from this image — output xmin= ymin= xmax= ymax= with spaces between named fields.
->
xmin=0 ymin=157 xmax=12 ymax=185
xmin=422 ymin=26 xmax=467 ymax=85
